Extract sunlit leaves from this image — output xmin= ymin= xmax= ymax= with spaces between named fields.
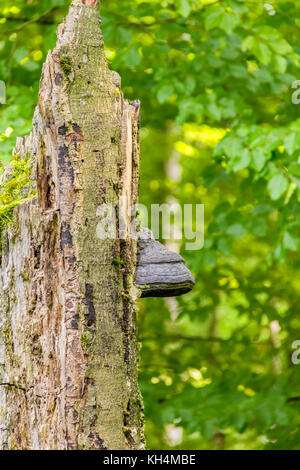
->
xmin=284 ymin=132 xmax=300 ymax=156
xmin=157 ymin=83 xmax=174 ymax=103
xmin=226 ymin=223 xmax=246 ymax=239
xmin=125 ymin=45 xmax=142 ymax=68
xmin=283 ymin=231 xmax=299 ymax=252
xmin=174 ymin=0 xmax=192 ymax=18
xmin=176 ymin=99 xmax=204 ymax=124
xmin=231 ymin=149 xmax=251 ymax=172
xmin=252 ymin=148 xmax=268 ymax=172
xmin=220 ymin=12 xmax=240 ymax=34
xmin=253 ymin=42 xmax=272 ymax=66
xmin=204 ymin=9 xmax=222 ymax=30
xmin=217 ymin=237 xmax=232 ymax=255
xmin=268 ymin=173 xmax=288 ymax=201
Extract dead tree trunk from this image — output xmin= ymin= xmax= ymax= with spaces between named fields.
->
xmin=0 ymin=0 xmax=144 ymax=450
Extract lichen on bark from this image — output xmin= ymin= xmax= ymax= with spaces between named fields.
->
xmin=0 ymin=0 xmax=144 ymax=450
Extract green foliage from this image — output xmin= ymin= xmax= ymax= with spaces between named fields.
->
xmin=0 ymin=152 xmax=36 ymax=247
xmin=1 ymin=0 xmax=300 ymax=450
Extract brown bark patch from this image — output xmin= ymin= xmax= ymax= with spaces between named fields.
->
xmin=66 ymin=124 xmax=84 ymax=149
xmin=82 ymin=0 xmax=97 ymax=5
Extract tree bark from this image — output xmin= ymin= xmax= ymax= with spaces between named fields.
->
xmin=0 ymin=0 xmax=144 ymax=450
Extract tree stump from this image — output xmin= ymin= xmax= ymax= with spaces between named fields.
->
xmin=0 ymin=0 xmax=144 ymax=450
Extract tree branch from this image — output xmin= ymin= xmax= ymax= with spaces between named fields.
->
xmin=139 ymin=333 xmax=273 ymax=346
xmin=2 ymin=8 xmax=59 ymax=33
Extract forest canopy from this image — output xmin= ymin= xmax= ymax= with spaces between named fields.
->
xmin=1 ymin=0 xmax=300 ymax=450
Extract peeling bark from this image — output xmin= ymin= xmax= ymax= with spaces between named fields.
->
xmin=0 ymin=0 xmax=144 ymax=450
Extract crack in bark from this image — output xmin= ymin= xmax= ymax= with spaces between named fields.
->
xmin=0 ymin=383 xmax=67 ymax=399
xmin=83 ymin=283 xmax=96 ymax=326
xmin=0 ymin=383 xmax=28 ymax=393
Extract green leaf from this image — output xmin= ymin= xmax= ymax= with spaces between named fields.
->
xmin=13 ymin=48 xmax=28 ymax=65
xmin=274 ymin=242 xmax=285 ymax=262
xmin=226 ymin=224 xmax=246 ymax=239
xmin=185 ymin=76 xmax=196 ymax=94
xmin=229 ymin=65 xmax=248 ymax=79
xmin=242 ymin=36 xmax=255 ymax=52
xmin=253 ymin=41 xmax=272 ymax=65
xmin=273 ymin=55 xmax=287 ymax=73
xmin=176 ymin=99 xmax=203 ymax=124
xmin=253 ymin=204 xmax=273 ymax=216
xmin=203 ymin=250 xmax=218 ymax=268
xmin=228 ymin=0 xmax=248 ymax=13
xmin=278 ymin=73 xmax=296 ymax=85
xmin=118 ymin=27 xmax=133 ymax=44
xmin=175 ymin=0 xmax=192 ymax=17
xmin=271 ymin=38 xmax=293 ymax=55
xmin=204 ymin=9 xmax=223 ymax=31
xmin=248 ymin=218 xmax=267 ymax=237
xmin=202 ymin=420 xmax=216 ymax=439
xmin=220 ymin=136 xmax=243 ymax=157
xmin=217 ymin=237 xmax=232 ymax=255
xmin=22 ymin=60 xmax=39 ymax=71
xmin=125 ymin=46 xmax=142 ymax=68
xmin=231 ymin=148 xmax=251 ymax=171
xmin=284 ymin=133 xmax=300 ymax=155
xmin=157 ymin=84 xmax=174 ymax=103
xmin=252 ymin=148 xmax=268 ymax=171
xmin=283 ymin=231 xmax=299 ymax=251
xmin=288 ymin=163 xmax=300 ymax=178
xmin=220 ymin=13 xmax=240 ymax=34
xmin=268 ymin=174 xmax=288 ymax=200
xmin=207 ymin=102 xmax=221 ymax=121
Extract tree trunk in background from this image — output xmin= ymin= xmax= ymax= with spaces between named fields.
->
xmin=0 ymin=0 xmax=144 ymax=450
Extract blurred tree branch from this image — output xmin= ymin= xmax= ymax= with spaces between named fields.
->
xmin=139 ymin=333 xmax=276 ymax=346
xmin=2 ymin=8 xmax=60 ymax=32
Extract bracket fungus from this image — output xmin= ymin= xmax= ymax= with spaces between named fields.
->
xmin=135 ymin=228 xmax=195 ymax=298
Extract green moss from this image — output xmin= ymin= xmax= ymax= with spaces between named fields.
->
xmin=113 ymin=257 xmax=124 ymax=266
xmin=60 ymin=56 xmax=72 ymax=76
xmin=81 ymin=330 xmax=94 ymax=351
xmin=0 ymin=153 xmax=36 ymax=252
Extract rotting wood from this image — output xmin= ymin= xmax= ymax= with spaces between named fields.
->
xmin=0 ymin=0 xmax=144 ymax=450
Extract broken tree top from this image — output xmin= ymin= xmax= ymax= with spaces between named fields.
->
xmin=74 ymin=0 xmax=98 ymax=6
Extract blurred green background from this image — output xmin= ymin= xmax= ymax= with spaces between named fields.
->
xmin=1 ymin=0 xmax=300 ymax=450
